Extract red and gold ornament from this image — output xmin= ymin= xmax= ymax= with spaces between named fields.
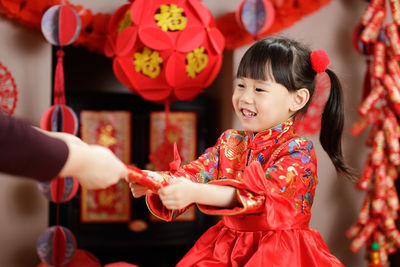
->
xmin=105 ymin=0 xmax=224 ymax=104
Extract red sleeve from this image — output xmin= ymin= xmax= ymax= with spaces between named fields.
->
xmin=0 ymin=112 xmax=69 ymax=182
xmin=198 ymin=137 xmax=317 ymax=217
xmin=145 ymin=132 xmax=224 ymax=221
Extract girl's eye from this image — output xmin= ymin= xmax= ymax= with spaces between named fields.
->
xmin=237 ymin=84 xmax=245 ymax=88
xmin=255 ymin=88 xmax=265 ymax=92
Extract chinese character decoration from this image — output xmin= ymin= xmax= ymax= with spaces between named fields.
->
xmin=0 ymin=62 xmax=18 ymax=115
xmin=347 ymin=1 xmax=400 ymax=266
xmin=36 ymin=4 xmax=81 ymax=266
xmin=105 ymin=0 xmax=224 ymax=170
xmin=80 ymin=111 xmax=132 ymax=223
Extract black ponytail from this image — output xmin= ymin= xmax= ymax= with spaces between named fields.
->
xmin=320 ymin=69 xmax=357 ymax=180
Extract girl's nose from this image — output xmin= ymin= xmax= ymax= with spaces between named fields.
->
xmin=240 ymin=89 xmax=254 ymax=104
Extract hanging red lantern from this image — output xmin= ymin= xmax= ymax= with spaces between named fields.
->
xmin=40 ymin=4 xmax=80 ymax=135
xmin=38 ymin=176 xmax=80 ymax=203
xmin=40 ymin=104 xmax=78 ymax=135
xmin=36 ymin=226 xmax=77 ymax=267
xmin=235 ymin=0 xmax=275 ymax=38
xmin=41 ymin=4 xmax=81 ymax=46
xmin=38 ymin=249 xmax=103 ymax=267
xmin=0 ymin=62 xmax=18 ymax=115
xmin=105 ymin=0 xmax=225 ymax=104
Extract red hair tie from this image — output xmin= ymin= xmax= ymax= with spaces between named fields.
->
xmin=310 ymin=49 xmax=330 ymax=73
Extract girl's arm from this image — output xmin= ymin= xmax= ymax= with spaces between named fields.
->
xmin=158 ymin=178 xmax=238 ymax=210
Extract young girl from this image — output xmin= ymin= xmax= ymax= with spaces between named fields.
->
xmin=130 ymin=36 xmax=354 ymax=266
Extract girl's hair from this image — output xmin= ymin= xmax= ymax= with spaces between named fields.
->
xmin=237 ymin=36 xmax=355 ymax=180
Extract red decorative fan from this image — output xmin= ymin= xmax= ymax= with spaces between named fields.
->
xmin=0 ymin=62 xmax=18 ymax=115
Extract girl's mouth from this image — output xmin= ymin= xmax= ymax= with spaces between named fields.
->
xmin=241 ymin=108 xmax=257 ymax=118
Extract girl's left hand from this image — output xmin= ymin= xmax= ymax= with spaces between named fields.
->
xmin=158 ymin=178 xmax=196 ymax=210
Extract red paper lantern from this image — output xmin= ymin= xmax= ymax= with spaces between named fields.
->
xmin=38 ymin=176 xmax=80 ymax=203
xmin=36 ymin=226 xmax=77 ymax=267
xmin=40 ymin=4 xmax=80 ymax=136
xmin=38 ymin=249 xmax=102 ymax=267
xmin=105 ymin=0 xmax=225 ymax=104
xmin=235 ymin=0 xmax=275 ymax=37
xmin=41 ymin=4 xmax=81 ymax=46
xmin=40 ymin=104 xmax=79 ymax=135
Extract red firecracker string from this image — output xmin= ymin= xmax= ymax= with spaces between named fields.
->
xmin=348 ymin=1 xmax=400 ymax=266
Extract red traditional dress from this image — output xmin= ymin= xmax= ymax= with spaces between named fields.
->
xmin=146 ymin=117 xmax=344 ymax=267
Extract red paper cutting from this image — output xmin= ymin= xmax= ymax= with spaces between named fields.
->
xmin=0 ymin=62 xmax=17 ymax=115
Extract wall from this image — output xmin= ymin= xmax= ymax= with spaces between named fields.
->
xmin=0 ymin=0 xmax=368 ymax=266
xmin=0 ymin=16 xmax=53 ymax=267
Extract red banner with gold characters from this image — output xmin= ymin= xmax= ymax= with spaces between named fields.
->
xmin=80 ymin=111 xmax=131 ymax=223
xmin=148 ymin=111 xmax=197 ymax=222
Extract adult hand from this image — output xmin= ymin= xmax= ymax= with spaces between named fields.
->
xmin=60 ymin=143 xmax=128 ymax=190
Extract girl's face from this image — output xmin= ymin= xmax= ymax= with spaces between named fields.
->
xmin=232 ymin=77 xmax=298 ymax=132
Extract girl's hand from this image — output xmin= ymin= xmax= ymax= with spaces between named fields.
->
xmin=158 ymin=178 xmax=196 ymax=210
xmin=128 ymin=182 xmax=151 ymax=198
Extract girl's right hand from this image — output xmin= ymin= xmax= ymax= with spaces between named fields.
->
xmin=129 ymin=182 xmax=151 ymax=198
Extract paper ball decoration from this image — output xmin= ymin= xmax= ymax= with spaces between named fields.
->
xmin=37 ymin=226 xmax=77 ymax=267
xmin=40 ymin=104 xmax=78 ymax=135
xmin=41 ymin=5 xmax=81 ymax=46
xmin=235 ymin=0 xmax=275 ymax=36
xmin=38 ymin=249 xmax=102 ymax=267
xmin=105 ymin=0 xmax=225 ymax=104
xmin=38 ymin=176 xmax=79 ymax=203
xmin=0 ymin=61 xmax=18 ymax=115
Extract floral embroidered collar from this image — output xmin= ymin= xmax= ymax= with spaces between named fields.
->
xmin=245 ymin=117 xmax=297 ymax=150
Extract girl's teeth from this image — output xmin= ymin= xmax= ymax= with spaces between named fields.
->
xmin=242 ymin=110 xmax=256 ymax=117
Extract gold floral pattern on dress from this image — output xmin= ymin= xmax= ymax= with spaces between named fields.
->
xmin=223 ymin=131 xmax=247 ymax=161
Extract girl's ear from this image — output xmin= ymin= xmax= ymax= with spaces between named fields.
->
xmin=290 ymin=88 xmax=310 ymax=112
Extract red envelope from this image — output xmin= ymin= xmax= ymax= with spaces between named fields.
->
xmin=126 ymin=165 xmax=166 ymax=193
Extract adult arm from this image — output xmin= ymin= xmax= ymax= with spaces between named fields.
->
xmin=0 ymin=112 xmax=128 ymax=189
xmin=0 ymin=112 xmax=69 ymax=181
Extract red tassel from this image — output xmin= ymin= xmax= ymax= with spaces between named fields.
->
xmin=54 ymin=49 xmax=65 ymax=105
